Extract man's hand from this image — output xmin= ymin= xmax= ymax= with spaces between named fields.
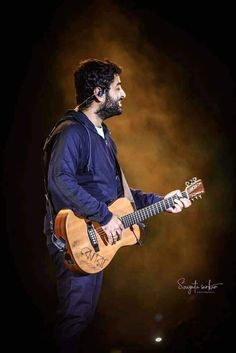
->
xmin=165 ymin=189 xmax=191 ymax=213
xmin=102 ymin=215 xmax=124 ymax=244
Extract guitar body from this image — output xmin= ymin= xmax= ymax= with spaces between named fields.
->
xmin=54 ymin=197 xmax=140 ymax=274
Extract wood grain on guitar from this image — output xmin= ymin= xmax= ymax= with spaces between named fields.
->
xmin=54 ymin=177 xmax=205 ymax=274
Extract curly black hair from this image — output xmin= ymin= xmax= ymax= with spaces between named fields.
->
xmin=74 ymin=58 xmax=122 ymax=109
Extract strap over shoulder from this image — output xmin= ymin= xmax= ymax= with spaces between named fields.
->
xmin=43 ymin=117 xmax=78 ymax=152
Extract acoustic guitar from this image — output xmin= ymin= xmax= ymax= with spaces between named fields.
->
xmin=54 ymin=177 xmax=205 ymax=274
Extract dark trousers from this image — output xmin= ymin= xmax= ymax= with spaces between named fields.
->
xmin=50 ymin=249 xmax=103 ymax=353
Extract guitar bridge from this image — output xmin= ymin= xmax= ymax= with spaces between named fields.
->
xmin=87 ymin=222 xmax=99 ymax=252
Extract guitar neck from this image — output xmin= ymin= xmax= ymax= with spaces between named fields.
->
xmin=121 ymin=191 xmax=188 ymax=228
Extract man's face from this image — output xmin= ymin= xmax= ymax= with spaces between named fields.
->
xmin=96 ymin=75 xmax=126 ymax=120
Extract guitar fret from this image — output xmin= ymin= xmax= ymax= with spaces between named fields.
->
xmin=143 ymin=209 xmax=149 ymax=219
xmin=159 ymin=202 xmax=164 ymax=212
xmin=166 ymin=198 xmax=170 ymax=208
xmin=122 ymin=217 xmax=128 ymax=228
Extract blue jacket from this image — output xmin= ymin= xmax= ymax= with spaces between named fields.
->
xmin=45 ymin=110 xmax=163 ymax=230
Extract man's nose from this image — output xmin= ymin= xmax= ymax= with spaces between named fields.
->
xmin=121 ymin=89 xmax=126 ymax=99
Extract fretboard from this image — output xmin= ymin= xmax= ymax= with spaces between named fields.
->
xmin=121 ymin=191 xmax=188 ymax=228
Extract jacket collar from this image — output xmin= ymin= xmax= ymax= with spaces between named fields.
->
xmin=65 ymin=109 xmax=110 ymax=136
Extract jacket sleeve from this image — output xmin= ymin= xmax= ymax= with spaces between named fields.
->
xmin=130 ymin=188 xmax=164 ymax=209
xmin=47 ymin=125 xmax=112 ymax=225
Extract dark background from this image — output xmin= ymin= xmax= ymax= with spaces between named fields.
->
xmin=3 ymin=1 xmax=235 ymax=352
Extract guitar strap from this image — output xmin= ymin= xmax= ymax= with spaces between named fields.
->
xmin=43 ymin=118 xmax=78 ymax=250
xmin=121 ymin=169 xmax=136 ymax=208
xmin=114 ymin=161 xmax=137 ymax=211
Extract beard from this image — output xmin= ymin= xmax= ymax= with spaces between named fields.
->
xmin=96 ymin=94 xmax=123 ymax=120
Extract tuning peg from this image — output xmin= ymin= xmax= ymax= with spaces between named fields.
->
xmin=189 ymin=177 xmax=197 ymax=185
xmin=199 ymin=195 xmax=202 ymax=199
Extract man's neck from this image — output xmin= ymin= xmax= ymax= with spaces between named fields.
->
xmin=76 ymin=106 xmax=103 ymax=128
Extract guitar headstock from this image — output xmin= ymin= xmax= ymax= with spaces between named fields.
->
xmin=185 ymin=177 xmax=205 ymax=201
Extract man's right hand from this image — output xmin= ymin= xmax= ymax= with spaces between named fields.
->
xmin=102 ymin=215 xmax=124 ymax=245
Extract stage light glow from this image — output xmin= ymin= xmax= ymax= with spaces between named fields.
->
xmin=155 ymin=337 xmax=162 ymax=342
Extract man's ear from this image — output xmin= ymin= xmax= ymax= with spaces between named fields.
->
xmin=94 ymin=87 xmax=105 ymax=99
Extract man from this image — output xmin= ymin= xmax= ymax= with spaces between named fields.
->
xmin=43 ymin=58 xmax=191 ymax=352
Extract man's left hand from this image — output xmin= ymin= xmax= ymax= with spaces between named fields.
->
xmin=165 ymin=189 xmax=191 ymax=213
